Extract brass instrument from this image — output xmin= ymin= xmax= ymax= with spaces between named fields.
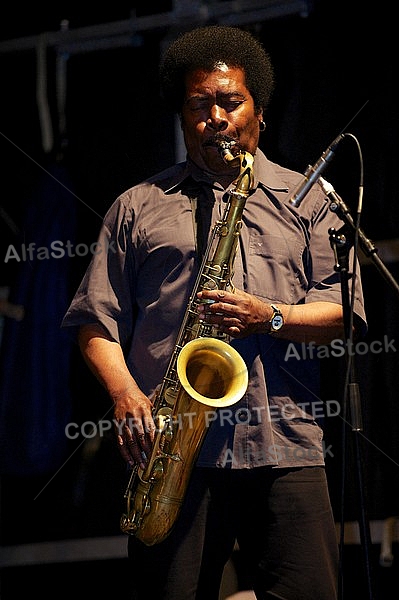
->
xmin=120 ymin=140 xmax=254 ymax=545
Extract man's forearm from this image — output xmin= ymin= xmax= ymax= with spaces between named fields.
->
xmin=78 ymin=323 xmax=141 ymax=401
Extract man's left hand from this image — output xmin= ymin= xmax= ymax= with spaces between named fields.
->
xmin=197 ymin=288 xmax=271 ymax=338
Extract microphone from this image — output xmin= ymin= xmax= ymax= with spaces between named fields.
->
xmin=289 ymin=134 xmax=345 ymax=208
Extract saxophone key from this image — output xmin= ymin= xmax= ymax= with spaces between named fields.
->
xmin=163 ymin=387 xmax=178 ymax=407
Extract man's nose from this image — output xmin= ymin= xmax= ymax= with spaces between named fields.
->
xmin=206 ymin=105 xmax=228 ymax=131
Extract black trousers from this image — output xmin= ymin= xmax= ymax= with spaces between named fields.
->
xmin=128 ymin=465 xmax=338 ymax=600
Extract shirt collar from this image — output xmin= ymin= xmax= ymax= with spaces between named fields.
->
xmin=253 ymin=149 xmax=290 ymax=193
xmin=163 ymin=149 xmax=290 ymax=195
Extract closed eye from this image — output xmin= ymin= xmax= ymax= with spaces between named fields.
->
xmin=185 ymin=96 xmax=246 ymax=113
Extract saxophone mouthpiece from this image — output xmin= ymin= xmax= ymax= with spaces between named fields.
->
xmin=216 ymin=138 xmax=241 ymax=166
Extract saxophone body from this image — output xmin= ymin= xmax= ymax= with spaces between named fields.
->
xmin=120 ymin=141 xmax=254 ymax=545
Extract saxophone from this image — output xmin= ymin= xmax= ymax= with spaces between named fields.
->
xmin=120 ymin=140 xmax=254 ymax=545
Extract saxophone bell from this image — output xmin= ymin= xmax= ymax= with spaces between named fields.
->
xmin=176 ymin=337 xmax=248 ymax=407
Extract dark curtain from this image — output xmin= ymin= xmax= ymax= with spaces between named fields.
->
xmin=0 ymin=160 xmax=77 ymax=476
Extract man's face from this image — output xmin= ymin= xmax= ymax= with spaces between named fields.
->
xmin=181 ymin=65 xmax=262 ymax=176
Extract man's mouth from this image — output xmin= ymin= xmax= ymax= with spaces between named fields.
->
xmin=203 ymin=134 xmax=238 ymax=149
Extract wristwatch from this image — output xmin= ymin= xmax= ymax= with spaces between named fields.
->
xmin=268 ymin=304 xmax=284 ymax=333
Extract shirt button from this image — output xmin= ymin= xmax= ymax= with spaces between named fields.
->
xmin=237 ymin=409 xmax=249 ymax=422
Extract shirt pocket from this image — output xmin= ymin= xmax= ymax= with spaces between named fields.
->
xmin=248 ymin=233 xmax=307 ymax=302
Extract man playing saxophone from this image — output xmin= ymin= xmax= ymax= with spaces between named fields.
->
xmin=62 ymin=25 xmax=367 ymax=600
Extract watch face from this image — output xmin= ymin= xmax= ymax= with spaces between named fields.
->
xmin=271 ymin=314 xmax=284 ymax=331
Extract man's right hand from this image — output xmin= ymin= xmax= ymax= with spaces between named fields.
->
xmin=112 ymin=388 xmax=156 ymax=469
xmin=78 ymin=323 xmax=156 ymax=469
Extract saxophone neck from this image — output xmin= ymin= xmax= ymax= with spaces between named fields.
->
xmin=233 ymin=151 xmax=254 ymax=197
xmin=216 ymin=139 xmax=254 ymax=198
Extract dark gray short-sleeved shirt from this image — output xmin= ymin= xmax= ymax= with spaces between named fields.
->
xmin=62 ymin=149 xmax=367 ymax=469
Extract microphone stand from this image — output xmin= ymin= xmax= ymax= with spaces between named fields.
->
xmin=328 ymin=222 xmax=375 ymax=600
xmin=320 ymin=178 xmax=399 ymax=300
xmin=321 ymin=179 xmax=399 ymax=600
